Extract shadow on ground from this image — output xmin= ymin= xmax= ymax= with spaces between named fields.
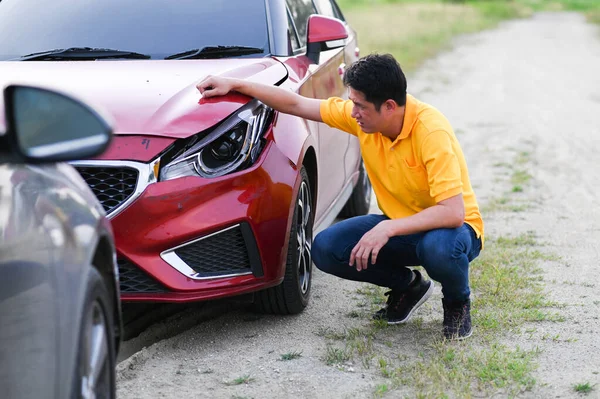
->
xmin=118 ymin=297 xmax=254 ymax=362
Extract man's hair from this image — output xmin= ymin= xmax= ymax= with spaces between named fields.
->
xmin=343 ymin=53 xmax=407 ymax=111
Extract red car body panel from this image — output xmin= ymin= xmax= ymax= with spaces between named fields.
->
xmin=97 ymin=136 xmax=177 ymax=163
xmin=115 ymin=140 xmax=299 ymax=302
xmin=0 ymin=59 xmax=286 ymax=137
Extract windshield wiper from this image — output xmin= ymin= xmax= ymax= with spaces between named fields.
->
xmin=17 ymin=47 xmax=151 ymax=61
xmin=165 ymin=46 xmax=264 ymax=60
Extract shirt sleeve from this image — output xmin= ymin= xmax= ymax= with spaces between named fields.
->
xmin=421 ymin=130 xmax=463 ymax=202
xmin=319 ymin=97 xmax=359 ymax=136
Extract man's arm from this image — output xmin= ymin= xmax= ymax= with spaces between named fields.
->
xmin=349 ymin=194 xmax=465 ymax=271
xmin=197 ymin=76 xmax=323 ymax=122
xmin=383 ymin=194 xmax=465 ymax=237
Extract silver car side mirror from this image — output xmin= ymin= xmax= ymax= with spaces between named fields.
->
xmin=3 ymin=85 xmax=113 ymax=163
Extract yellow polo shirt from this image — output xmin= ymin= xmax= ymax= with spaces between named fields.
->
xmin=320 ymin=94 xmax=484 ymax=243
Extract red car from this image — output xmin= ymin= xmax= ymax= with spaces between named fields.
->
xmin=0 ymin=0 xmax=371 ymax=314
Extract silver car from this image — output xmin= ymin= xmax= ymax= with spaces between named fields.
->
xmin=0 ymin=85 xmax=121 ymax=398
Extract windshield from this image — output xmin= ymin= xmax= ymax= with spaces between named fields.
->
xmin=0 ymin=0 xmax=270 ymax=61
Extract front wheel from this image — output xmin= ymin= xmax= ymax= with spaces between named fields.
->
xmin=254 ymin=166 xmax=313 ymax=315
xmin=73 ymin=267 xmax=116 ymax=399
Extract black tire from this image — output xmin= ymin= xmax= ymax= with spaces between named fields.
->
xmin=73 ymin=267 xmax=117 ymax=399
xmin=339 ymin=159 xmax=372 ymax=218
xmin=254 ymin=166 xmax=314 ymax=315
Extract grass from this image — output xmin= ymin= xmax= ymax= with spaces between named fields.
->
xmin=574 ymin=382 xmax=594 ymax=394
xmin=386 ymin=232 xmax=558 ymax=397
xmin=337 ymin=0 xmax=530 ymax=73
xmin=481 ymin=195 xmax=530 ymax=213
xmin=375 ymin=383 xmax=390 ymax=397
xmin=512 ymin=170 xmax=532 ymax=185
xmin=316 ymin=229 xmax=559 ymax=396
xmin=225 ymin=375 xmax=254 ymax=386
xmin=337 ymin=0 xmax=600 ymax=73
xmin=280 ymin=351 xmax=302 ymax=361
xmin=512 ymin=0 xmax=600 ymax=23
xmin=393 ymin=343 xmax=540 ymax=397
xmin=340 ymin=1 xmax=530 ymax=73
xmin=323 ymin=345 xmax=352 ymax=365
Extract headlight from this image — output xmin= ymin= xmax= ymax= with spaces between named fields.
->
xmin=159 ymin=101 xmax=273 ymax=180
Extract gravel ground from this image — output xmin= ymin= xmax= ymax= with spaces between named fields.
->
xmin=117 ymin=12 xmax=600 ymax=398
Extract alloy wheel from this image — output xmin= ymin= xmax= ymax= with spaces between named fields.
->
xmin=296 ymin=180 xmax=312 ymax=295
xmin=81 ymin=301 xmax=110 ymax=399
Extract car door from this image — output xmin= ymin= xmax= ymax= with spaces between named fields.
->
xmin=321 ymin=0 xmax=362 ymax=185
xmin=285 ymin=0 xmax=349 ymax=223
xmin=313 ymin=0 xmax=361 ymax=188
xmin=0 ymin=164 xmax=60 ymax=399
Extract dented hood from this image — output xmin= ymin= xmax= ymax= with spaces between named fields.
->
xmin=0 ymin=59 xmax=287 ymax=138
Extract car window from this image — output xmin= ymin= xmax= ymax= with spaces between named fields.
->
xmin=287 ymin=11 xmax=302 ymax=52
xmin=312 ymin=0 xmax=338 ymax=19
xmin=286 ymin=0 xmax=316 ymax=48
xmin=0 ymin=0 xmax=269 ymax=60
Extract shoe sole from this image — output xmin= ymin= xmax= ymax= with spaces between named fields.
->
xmin=445 ymin=328 xmax=473 ymax=341
xmin=387 ymin=281 xmax=435 ymax=325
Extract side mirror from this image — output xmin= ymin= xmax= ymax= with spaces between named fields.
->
xmin=2 ymin=85 xmax=112 ymax=163
xmin=306 ymin=14 xmax=348 ymax=64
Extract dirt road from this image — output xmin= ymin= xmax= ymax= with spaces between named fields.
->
xmin=117 ymin=12 xmax=600 ymax=398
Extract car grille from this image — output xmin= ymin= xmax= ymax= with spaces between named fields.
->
xmin=75 ymin=166 xmax=138 ymax=215
xmin=175 ymin=226 xmax=254 ymax=278
xmin=118 ymin=258 xmax=167 ymax=293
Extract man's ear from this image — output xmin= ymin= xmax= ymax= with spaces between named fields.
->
xmin=384 ymin=99 xmax=397 ymax=111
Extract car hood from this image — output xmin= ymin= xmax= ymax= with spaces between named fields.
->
xmin=0 ymin=59 xmax=287 ymax=138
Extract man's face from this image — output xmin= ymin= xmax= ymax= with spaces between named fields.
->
xmin=348 ymin=88 xmax=386 ymax=133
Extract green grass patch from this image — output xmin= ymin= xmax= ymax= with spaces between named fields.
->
xmin=397 ymin=234 xmax=556 ymax=396
xmin=323 ymin=345 xmax=352 ymax=365
xmin=321 ymin=231 xmax=560 ymax=397
xmin=339 ymin=0 xmax=600 ymax=25
xmin=520 ymin=0 xmax=600 ymax=24
xmin=335 ymin=0 xmax=599 ymax=79
xmin=471 ymin=233 xmax=564 ymax=333
xmin=515 ymin=151 xmax=532 ymax=165
xmin=339 ymin=1 xmax=531 ymax=73
xmin=512 ymin=170 xmax=533 ymax=185
xmin=280 ymin=351 xmax=302 ymax=361
xmin=481 ymin=196 xmax=530 ymax=213
xmin=225 ymin=375 xmax=254 ymax=386
xmin=374 ymin=383 xmax=390 ymax=397
xmin=389 ymin=343 xmax=539 ymax=397
xmin=574 ymin=382 xmax=594 ymax=394
xmin=494 ymin=231 xmax=537 ymax=247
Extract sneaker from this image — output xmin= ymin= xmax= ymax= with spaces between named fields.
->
xmin=442 ymin=298 xmax=472 ymax=340
xmin=373 ymin=270 xmax=434 ymax=325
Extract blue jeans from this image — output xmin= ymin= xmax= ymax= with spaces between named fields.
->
xmin=312 ymin=214 xmax=482 ymax=302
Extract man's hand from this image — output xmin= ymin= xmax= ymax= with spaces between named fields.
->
xmin=196 ymin=75 xmax=236 ymax=98
xmin=196 ymin=74 xmax=323 ymax=122
xmin=349 ymin=220 xmax=393 ymax=271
